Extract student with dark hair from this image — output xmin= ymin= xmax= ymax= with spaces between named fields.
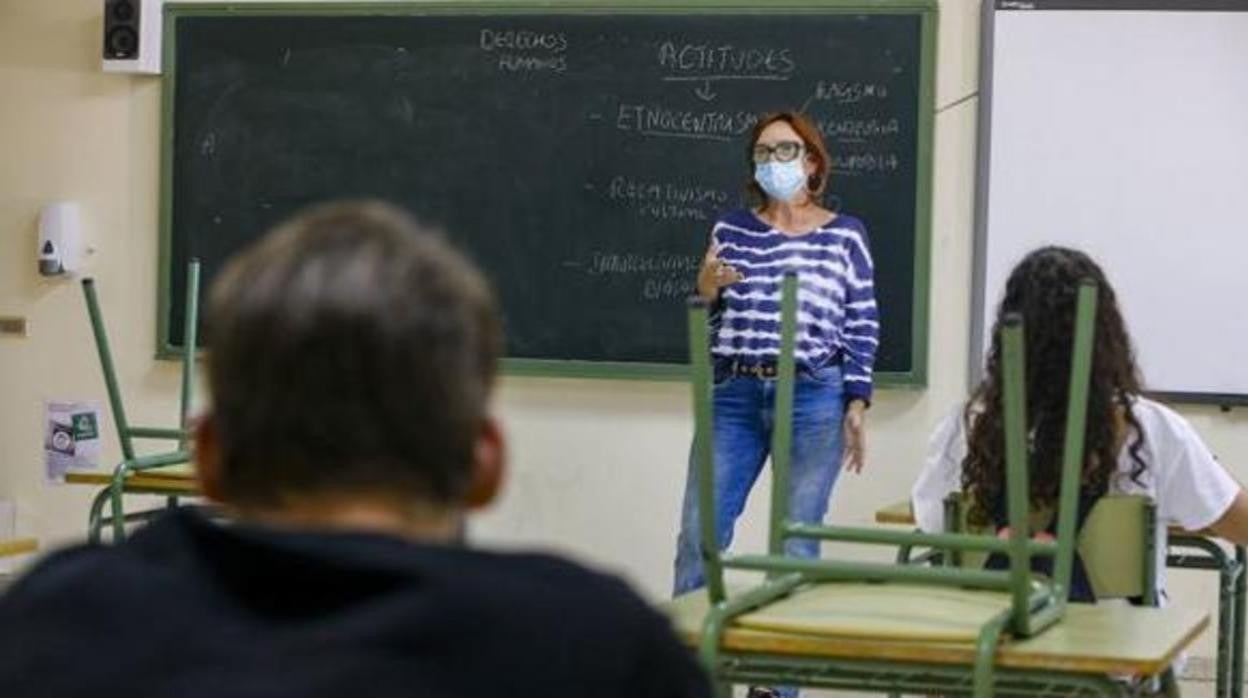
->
xmin=913 ymin=246 xmax=1248 ymax=601
xmin=0 ymin=201 xmax=709 ymax=698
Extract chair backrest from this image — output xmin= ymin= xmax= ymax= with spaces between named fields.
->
xmin=943 ymin=493 xmax=1157 ymax=602
xmin=82 ymin=259 xmax=202 ymax=460
xmin=685 ymin=274 xmax=1102 ymax=639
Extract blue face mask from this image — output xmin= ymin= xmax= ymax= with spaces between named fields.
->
xmin=754 ymin=160 xmax=808 ymax=202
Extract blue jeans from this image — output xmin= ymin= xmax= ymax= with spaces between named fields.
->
xmin=673 ymin=365 xmax=846 ymax=698
xmin=673 ymin=364 xmax=846 ymax=595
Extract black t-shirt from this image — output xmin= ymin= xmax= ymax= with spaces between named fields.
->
xmin=0 ymin=510 xmax=709 ymax=698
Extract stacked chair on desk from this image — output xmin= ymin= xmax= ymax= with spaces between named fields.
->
xmin=77 ymin=261 xmax=204 ymax=543
xmin=667 ymin=273 xmax=1208 ymax=696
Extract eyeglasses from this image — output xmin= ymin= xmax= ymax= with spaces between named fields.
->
xmin=752 ymin=140 xmax=805 ymax=164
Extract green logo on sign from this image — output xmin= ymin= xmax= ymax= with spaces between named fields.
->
xmin=72 ymin=412 xmax=99 ymax=441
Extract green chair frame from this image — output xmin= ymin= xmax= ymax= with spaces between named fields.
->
xmin=81 ymin=260 xmax=201 ymax=543
xmin=685 ymin=274 xmax=1154 ymax=697
xmin=931 ymin=493 xmax=1158 ymax=605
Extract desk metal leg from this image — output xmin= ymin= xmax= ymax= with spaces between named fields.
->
xmin=1170 ymin=536 xmax=1239 ymax=698
xmin=1234 ymin=546 xmax=1245 ymax=698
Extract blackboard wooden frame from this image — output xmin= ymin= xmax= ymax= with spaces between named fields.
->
xmin=158 ymin=0 xmax=937 ymax=385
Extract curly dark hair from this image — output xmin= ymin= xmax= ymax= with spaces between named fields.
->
xmin=963 ymin=246 xmax=1148 ymax=526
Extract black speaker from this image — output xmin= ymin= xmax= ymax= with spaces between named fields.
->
xmin=103 ymin=0 xmax=140 ymax=60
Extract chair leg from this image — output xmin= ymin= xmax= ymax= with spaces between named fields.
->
xmin=87 ymin=488 xmax=110 ymax=544
xmin=1159 ymin=666 xmax=1181 ymax=698
xmin=109 ymin=461 xmax=132 ymax=543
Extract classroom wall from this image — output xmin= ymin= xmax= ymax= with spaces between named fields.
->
xmin=2 ymin=0 xmax=1245 ymax=659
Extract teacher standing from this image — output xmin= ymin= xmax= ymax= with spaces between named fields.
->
xmin=673 ymin=111 xmax=879 ymax=598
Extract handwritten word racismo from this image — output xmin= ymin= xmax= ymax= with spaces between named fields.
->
xmin=479 ymin=29 xmax=569 ymax=53
xmin=810 ymin=81 xmax=889 ymax=104
xmin=658 ymin=41 xmax=795 ymax=75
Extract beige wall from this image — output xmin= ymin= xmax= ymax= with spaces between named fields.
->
xmin=2 ymin=0 xmax=1246 ymax=660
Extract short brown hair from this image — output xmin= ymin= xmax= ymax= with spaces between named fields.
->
xmin=205 ymin=200 xmax=501 ymax=506
xmin=745 ymin=111 xmax=832 ymax=205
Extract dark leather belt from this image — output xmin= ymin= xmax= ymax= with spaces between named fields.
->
xmin=722 ymin=352 xmax=843 ymax=381
xmin=725 ymin=360 xmax=780 ymax=379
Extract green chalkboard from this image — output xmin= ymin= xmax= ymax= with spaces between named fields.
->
xmin=159 ymin=1 xmax=936 ymax=383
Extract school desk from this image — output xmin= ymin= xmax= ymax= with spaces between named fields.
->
xmin=65 ymin=464 xmax=200 ymax=543
xmin=0 ymin=539 xmax=37 ymax=559
xmin=875 ymin=499 xmax=1247 ymax=697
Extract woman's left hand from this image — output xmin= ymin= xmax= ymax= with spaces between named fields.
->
xmin=842 ymin=401 xmax=867 ymax=474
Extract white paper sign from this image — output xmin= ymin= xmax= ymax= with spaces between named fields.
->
xmin=44 ymin=401 xmax=103 ymax=483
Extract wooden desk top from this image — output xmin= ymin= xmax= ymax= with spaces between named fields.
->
xmin=64 ymin=464 xmax=199 ymax=495
xmin=0 ymin=538 xmax=38 ymax=559
xmin=875 ymin=499 xmax=916 ymax=526
xmin=667 ymin=584 xmax=1209 ymax=677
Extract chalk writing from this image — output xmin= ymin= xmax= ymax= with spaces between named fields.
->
xmin=616 ymin=103 xmax=757 ymax=142
xmin=831 ymin=152 xmax=902 ymax=176
xmin=818 ymin=118 xmax=900 ymax=143
xmin=582 ymin=252 xmax=702 ymax=277
xmin=479 ymin=29 xmax=569 ymax=53
xmin=643 ymin=275 xmax=697 ymax=301
xmin=800 ymin=80 xmax=890 ymax=112
xmin=657 ymin=41 xmax=796 ymax=76
xmin=496 ymin=55 xmax=567 ymax=73
xmin=479 ymin=28 xmax=569 ymax=74
xmin=606 ymin=176 xmax=729 ymax=221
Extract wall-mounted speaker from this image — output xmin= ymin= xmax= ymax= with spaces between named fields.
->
xmin=102 ymin=0 xmax=163 ymax=74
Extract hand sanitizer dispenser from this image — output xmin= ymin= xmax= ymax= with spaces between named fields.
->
xmin=38 ymin=202 xmax=84 ymax=277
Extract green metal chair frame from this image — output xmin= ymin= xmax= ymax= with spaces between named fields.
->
xmin=685 ymin=274 xmax=1139 ymax=697
xmin=933 ymin=493 xmax=1158 ymax=604
xmin=81 ymin=260 xmax=201 ymax=543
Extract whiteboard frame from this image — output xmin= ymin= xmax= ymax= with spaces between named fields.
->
xmin=970 ymin=0 xmax=1248 ymax=406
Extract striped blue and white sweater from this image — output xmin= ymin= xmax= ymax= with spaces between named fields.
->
xmin=709 ymin=208 xmax=879 ymax=403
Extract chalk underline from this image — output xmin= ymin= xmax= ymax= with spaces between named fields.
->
xmin=637 ymin=129 xmax=733 ymax=142
xmin=661 ymin=75 xmax=791 ymax=82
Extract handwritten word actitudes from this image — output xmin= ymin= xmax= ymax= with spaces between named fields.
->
xmin=818 ymin=118 xmax=900 ymax=143
xmin=658 ymin=41 xmax=796 ymax=76
xmin=607 ymin=176 xmax=729 ymax=221
xmin=480 ymin=28 xmax=569 ymax=74
xmin=616 ymin=104 xmax=757 ymax=141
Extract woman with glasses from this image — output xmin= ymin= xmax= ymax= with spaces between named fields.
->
xmin=672 ymin=112 xmax=878 ymax=697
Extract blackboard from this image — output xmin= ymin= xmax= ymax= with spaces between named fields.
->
xmin=160 ymin=2 xmax=936 ymax=382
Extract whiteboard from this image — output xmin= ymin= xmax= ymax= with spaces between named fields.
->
xmin=973 ymin=1 xmax=1248 ymax=403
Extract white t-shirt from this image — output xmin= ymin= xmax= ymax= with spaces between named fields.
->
xmin=911 ymin=396 xmax=1240 ymax=599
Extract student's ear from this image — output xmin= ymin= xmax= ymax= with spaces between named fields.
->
xmin=463 ymin=415 xmax=506 ymax=510
xmin=193 ymin=412 xmax=227 ymax=505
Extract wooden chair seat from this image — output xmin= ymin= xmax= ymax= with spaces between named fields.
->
xmin=667 ymin=584 xmax=1209 ymax=677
